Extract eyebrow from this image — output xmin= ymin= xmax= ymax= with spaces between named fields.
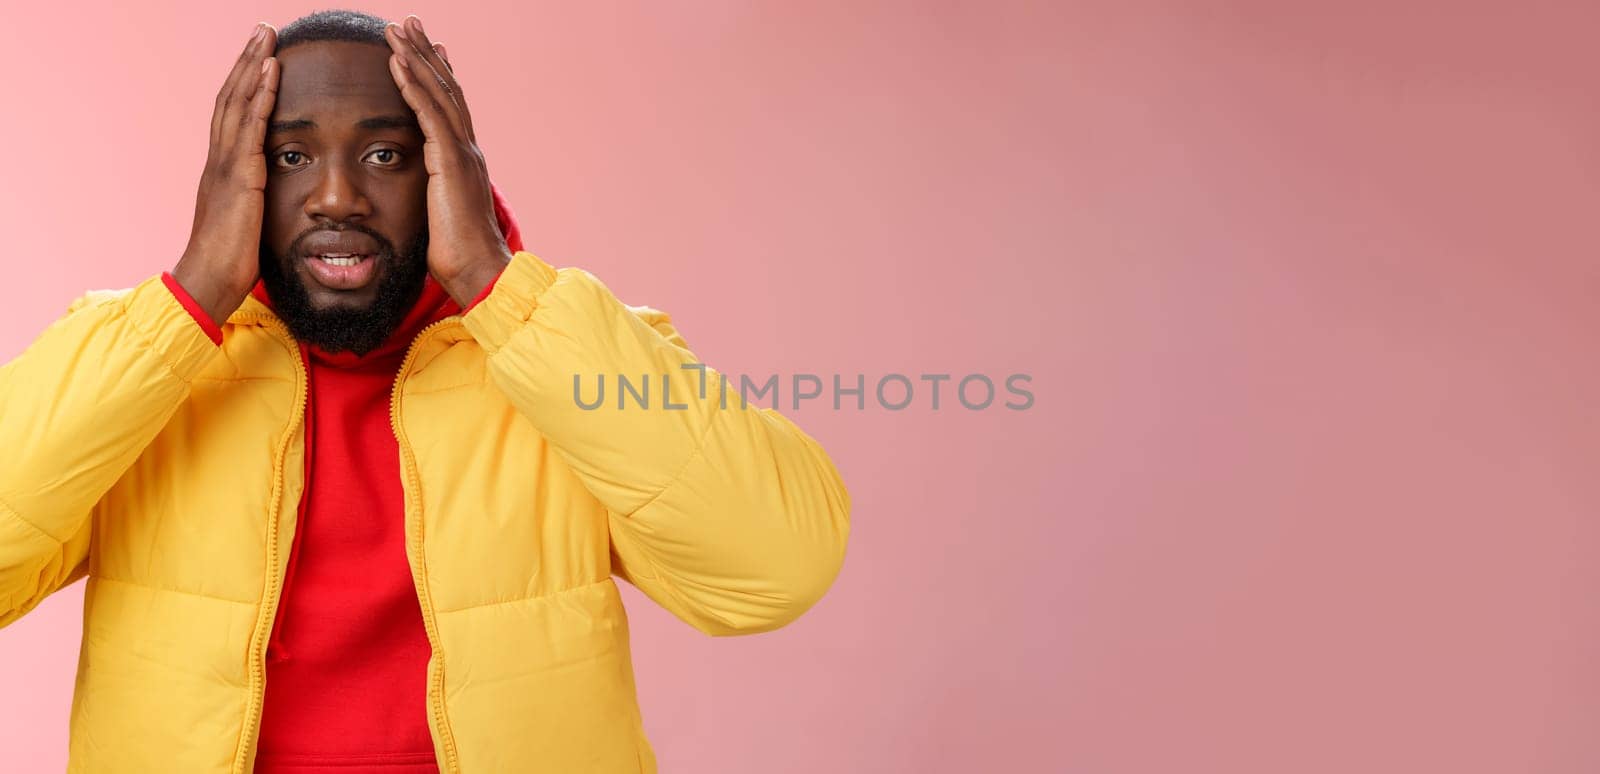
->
xmin=357 ymin=115 xmax=422 ymax=132
xmin=268 ymin=118 xmax=316 ymax=135
xmin=267 ymin=115 xmax=421 ymax=136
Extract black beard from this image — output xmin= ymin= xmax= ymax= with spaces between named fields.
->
xmin=259 ymin=226 xmax=430 ymax=356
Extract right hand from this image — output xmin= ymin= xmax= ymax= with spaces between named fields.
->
xmin=171 ymin=23 xmax=280 ymax=327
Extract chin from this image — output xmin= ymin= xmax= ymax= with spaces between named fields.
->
xmin=257 ymin=229 xmax=431 ymax=354
xmin=304 ymin=283 xmax=384 ymax=308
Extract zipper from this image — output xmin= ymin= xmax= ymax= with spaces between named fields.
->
xmin=390 ymin=317 xmax=463 ymax=773
xmin=230 ymin=314 xmax=309 ymax=774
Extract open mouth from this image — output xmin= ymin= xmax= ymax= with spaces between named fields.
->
xmin=304 ymin=252 xmax=379 ymax=290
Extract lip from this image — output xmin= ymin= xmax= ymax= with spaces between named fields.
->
xmin=296 ymin=230 xmax=383 ymax=291
xmin=298 ymin=229 xmax=380 ymax=258
xmin=303 ymin=253 xmax=379 ymax=290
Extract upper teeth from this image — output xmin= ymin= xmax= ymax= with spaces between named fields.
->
xmin=318 ymin=254 xmax=362 ymax=266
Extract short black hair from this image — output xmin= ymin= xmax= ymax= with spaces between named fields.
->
xmin=276 ymin=9 xmax=390 ymax=51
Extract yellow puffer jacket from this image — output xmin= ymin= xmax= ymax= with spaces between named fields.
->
xmin=0 ymin=251 xmax=851 ymax=773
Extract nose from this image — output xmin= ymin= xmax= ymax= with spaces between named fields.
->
xmin=303 ymin=159 xmax=373 ymax=224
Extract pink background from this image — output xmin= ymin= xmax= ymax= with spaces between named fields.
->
xmin=2 ymin=1 xmax=1597 ymax=772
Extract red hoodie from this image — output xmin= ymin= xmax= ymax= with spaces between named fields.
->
xmin=160 ymin=190 xmax=520 ymax=773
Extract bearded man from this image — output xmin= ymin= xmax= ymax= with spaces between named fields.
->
xmin=0 ymin=10 xmax=850 ymax=773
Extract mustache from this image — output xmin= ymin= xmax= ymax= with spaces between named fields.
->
xmin=286 ymin=223 xmax=397 ymax=258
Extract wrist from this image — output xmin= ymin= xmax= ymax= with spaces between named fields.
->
xmin=171 ymin=256 xmax=251 ymax=327
xmin=161 ymin=272 xmax=225 ymax=345
xmin=437 ymin=247 xmax=512 ymax=309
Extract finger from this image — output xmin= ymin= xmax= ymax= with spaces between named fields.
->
xmin=387 ymin=50 xmax=462 ymax=151
xmin=427 ymin=41 xmax=475 ymax=138
xmin=406 ymin=17 xmax=464 ymax=98
xmin=397 ymin=17 xmax=476 ymax=142
xmin=240 ymin=58 xmax=281 ymax=158
xmin=215 ymin=25 xmax=278 ymax=153
xmin=385 ymin=25 xmax=467 ymax=144
xmin=387 ymin=20 xmax=468 ymax=140
xmin=211 ymin=24 xmax=271 ymax=148
xmin=402 ymin=17 xmax=461 ymax=99
xmin=212 ymin=25 xmax=265 ymax=139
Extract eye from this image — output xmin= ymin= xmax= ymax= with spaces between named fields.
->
xmin=366 ymin=148 xmax=402 ymax=166
xmin=273 ymin=150 xmax=308 ymax=169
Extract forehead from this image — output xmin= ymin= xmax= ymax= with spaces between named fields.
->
xmin=273 ymin=41 xmax=406 ymax=117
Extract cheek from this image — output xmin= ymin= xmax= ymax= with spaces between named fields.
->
xmin=402 ymin=174 xmax=428 ymax=218
xmin=376 ymin=177 xmax=430 ymax=233
xmin=262 ymin=186 xmax=304 ymax=250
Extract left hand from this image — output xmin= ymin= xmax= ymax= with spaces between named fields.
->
xmin=384 ymin=15 xmax=511 ymax=307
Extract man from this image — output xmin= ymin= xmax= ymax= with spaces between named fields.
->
xmin=0 ymin=10 xmax=850 ymax=773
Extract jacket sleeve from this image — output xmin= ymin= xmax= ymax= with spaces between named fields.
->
xmin=460 ymin=251 xmax=851 ymax=636
xmin=0 ymin=275 xmax=221 ymax=627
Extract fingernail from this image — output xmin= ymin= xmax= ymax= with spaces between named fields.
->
xmin=435 ymin=42 xmax=448 ymax=60
xmin=389 ymin=21 xmax=408 ymax=40
xmin=253 ymin=23 xmax=266 ymax=41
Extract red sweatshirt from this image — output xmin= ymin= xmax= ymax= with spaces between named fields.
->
xmin=251 ymin=274 xmax=457 ymax=773
xmin=160 ymin=192 xmax=519 ymax=773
